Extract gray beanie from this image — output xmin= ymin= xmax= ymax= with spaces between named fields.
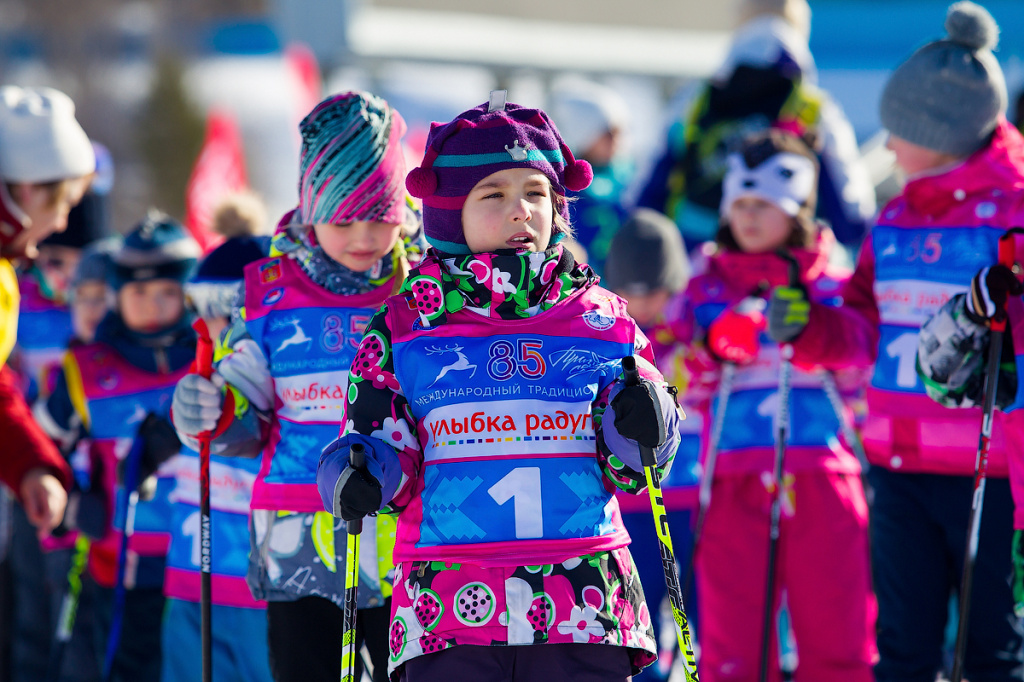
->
xmin=880 ymin=2 xmax=1007 ymax=157
xmin=70 ymin=238 xmax=118 ymax=292
xmin=603 ymin=209 xmax=690 ymax=296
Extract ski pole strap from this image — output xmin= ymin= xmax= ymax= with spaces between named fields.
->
xmin=819 ymin=371 xmax=869 ymax=471
xmin=699 ymin=362 xmax=735 ymax=510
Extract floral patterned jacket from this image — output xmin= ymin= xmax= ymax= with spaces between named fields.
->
xmin=333 ymin=245 xmax=673 ymax=677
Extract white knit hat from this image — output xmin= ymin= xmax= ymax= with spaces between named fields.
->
xmin=548 ymin=80 xmax=629 ymax=159
xmin=0 ymin=86 xmax=95 ymax=183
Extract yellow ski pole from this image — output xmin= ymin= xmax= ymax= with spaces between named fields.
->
xmin=621 ymin=356 xmax=699 ymax=682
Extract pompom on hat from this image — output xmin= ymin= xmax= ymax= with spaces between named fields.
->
xmin=406 ymin=90 xmax=594 ymax=254
xmin=185 ymin=236 xmax=267 ymax=319
xmin=879 ymin=1 xmax=1007 ymax=157
xmin=298 ymin=91 xmax=409 ymax=227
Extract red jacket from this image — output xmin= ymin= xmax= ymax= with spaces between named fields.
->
xmin=0 ymin=364 xmax=71 ymax=494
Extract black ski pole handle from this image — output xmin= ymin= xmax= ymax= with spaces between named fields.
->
xmin=621 ymin=356 xmax=657 ymax=468
xmin=347 ymin=443 xmax=366 ymax=535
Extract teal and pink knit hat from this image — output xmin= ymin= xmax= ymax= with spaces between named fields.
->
xmin=298 ymin=91 xmax=408 ymax=226
xmin=405 ymin=91 xmax=593 ymax=254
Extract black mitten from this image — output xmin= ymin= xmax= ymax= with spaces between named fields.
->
xmin=610 ymin=379 xmax=667 ymax=449
xmin=337 ymin=467 xmax=383 ymax=522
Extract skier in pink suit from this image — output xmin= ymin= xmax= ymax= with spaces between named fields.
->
xmin=668 ymin=129 xmax=875 ymax=681
xmin=318 ymin=93 xmax=683 ymax=682
xmin=770 ymin=4 xmax=1024 ymax=679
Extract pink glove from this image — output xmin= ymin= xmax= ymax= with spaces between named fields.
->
xmin=707 ymin=299 xmax=767 ymax=365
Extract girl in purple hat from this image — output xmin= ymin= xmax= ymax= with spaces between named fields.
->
xmin=318 ymin=92 xmax=683 ymax=681
xmin=171 ymin=91 xmax=424 ymax=682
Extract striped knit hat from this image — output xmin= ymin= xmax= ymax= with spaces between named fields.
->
xmin=298 ymin=91 xmax=408 ymax=226
xmin=406 ymin=91 xmax=594 ymax=254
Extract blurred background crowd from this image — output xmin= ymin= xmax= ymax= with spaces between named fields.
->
xmin=1 ymin=0 xmax=1021 ymax=246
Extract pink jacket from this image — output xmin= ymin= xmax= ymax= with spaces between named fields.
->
xmin=668 ymin=230 xmax=864 ymax=476
xmin=797 ymin=119 xmax=1024 ymax=477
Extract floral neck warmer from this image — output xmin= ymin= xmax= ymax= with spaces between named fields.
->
xmin=404 ymin=245 xmax=596 ymax=325
xmin=271 ymin=224 xmax=425 ymax=296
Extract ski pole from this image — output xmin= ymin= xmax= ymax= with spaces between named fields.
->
xmin=950 ymin=227 xmax=1023 ymax=682
xmin=103 ymin=434 xmax=144 ymax=682
xmin=819 ymin=371 xmax=869 ymax=474
xmin=341 ymin=442 xmax=367 ymax=682
xmin=193 ymin=318 xmax=215 ymax=682
xmin=47 ymin=533 xmax=91 ymax=682
xmin=621 ymin=356 xmax=699 ymax=682
xmin=682 ymin=361 xmax=736 ymax=599
xmin=683 ymin=282 xmax=769 ymax=599
xmin=759 ymin=250 xmax=799 ymax=682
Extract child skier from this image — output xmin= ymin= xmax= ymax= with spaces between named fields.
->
xmin=769 ymin=3 xmax=1024 ymax=678
xmin=160 ymin=232 xmax=273 ymax=682
xmin=38 ymin=213 xmax=200 ymax=681
xmin=36 ymin=241 xmax=117 ymax=682
xmin=548 ymin=80 xmax=633 ymax=276
xmin=0 ymin=84 xmax=93 ymax=682
xmin=317 ymin=93 xmax=682 ymax=681
xmin=15 ymin=190 xmax=108 ymax=402
xmin=677 ymin=129 xmax=875 ymax=681
xmin=0 ymin=85 xmax=93 ymax=534
xmin=67 ymin=240 xmax=117 ymax=347
xmin=171 ymin=91 xmax=421 ymax=682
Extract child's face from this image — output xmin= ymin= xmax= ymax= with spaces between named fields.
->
xmin=728 ymin=196 xmax=793 ymax=254
xmin=886 ymin=134 xmax=961 ymax=177
xmin=117 ymin=279 xmax=185 ymax=334
xmin=36 ymin=244 xmax=82 ymax=298
xmin=72 ymin=281 xmax=110 ymax=343
xmin=462 ymin=168 xmax=554 ymax=253
xmin=7 ymin=177 xmax=90 ymax=257
xmin=312 ymin=221 xmax=401 ymax=272
xmin=616 ymin=289 xmax=671 ymax=329
xmin=583 ymin=128 xmax=621 ymax=168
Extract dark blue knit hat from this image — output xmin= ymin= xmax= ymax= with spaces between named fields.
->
xmin=185 ymin=236 xmax=268 ymax=318
xmin=42 ymin=191 xmax=109 ymax=250
xmin=110 ymin=210 xmax=200 ymax=290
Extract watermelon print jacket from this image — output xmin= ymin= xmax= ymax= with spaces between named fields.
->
xmin=320 ymin=245 xmax=684 ymax=677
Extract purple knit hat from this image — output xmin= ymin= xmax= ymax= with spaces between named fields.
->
xmin=406 ymin=91 xmax=593 ymax=254
xmin=298 ymin=91 xmax=408 ymax=226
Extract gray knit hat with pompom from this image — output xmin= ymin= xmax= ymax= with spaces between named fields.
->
xmin=880 ymin=1 xmax=1007 ymax=157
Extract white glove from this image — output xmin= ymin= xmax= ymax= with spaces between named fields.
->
xmin=172 ymin=373 xmax=225 ymax=438
xmin=217 ymin=339 xmax=274 ymax=412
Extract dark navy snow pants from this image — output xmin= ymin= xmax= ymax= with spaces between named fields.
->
xmin=868 ymin=467 xmax=1023 ymax=682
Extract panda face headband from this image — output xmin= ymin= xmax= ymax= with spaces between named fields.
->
xmin=721 ymin=151 xmax=816 ymax=218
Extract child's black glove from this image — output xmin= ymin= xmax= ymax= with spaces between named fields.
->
xmin=967 ymin=264 xmax=1023 ymax=326
xmin=117 ymin=413 xmax=181 ymax=495
xmin=610 ymin=378 xmax=667 ymax=449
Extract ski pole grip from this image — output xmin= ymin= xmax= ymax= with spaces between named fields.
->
xmin=994 ymin=228 xmax=1024 ymax=331
xmin=347 ymin=444 xmax=366 ymax=535
xmin=193 ymin=318 xmax=214 ymax=380
xmin=620 ymin=357 xmax=658 ymax=468
xmin=622 ymin=356 xmax=640 ymax=387
xmin=999 ymin=228 xmax=1023 ymax=269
